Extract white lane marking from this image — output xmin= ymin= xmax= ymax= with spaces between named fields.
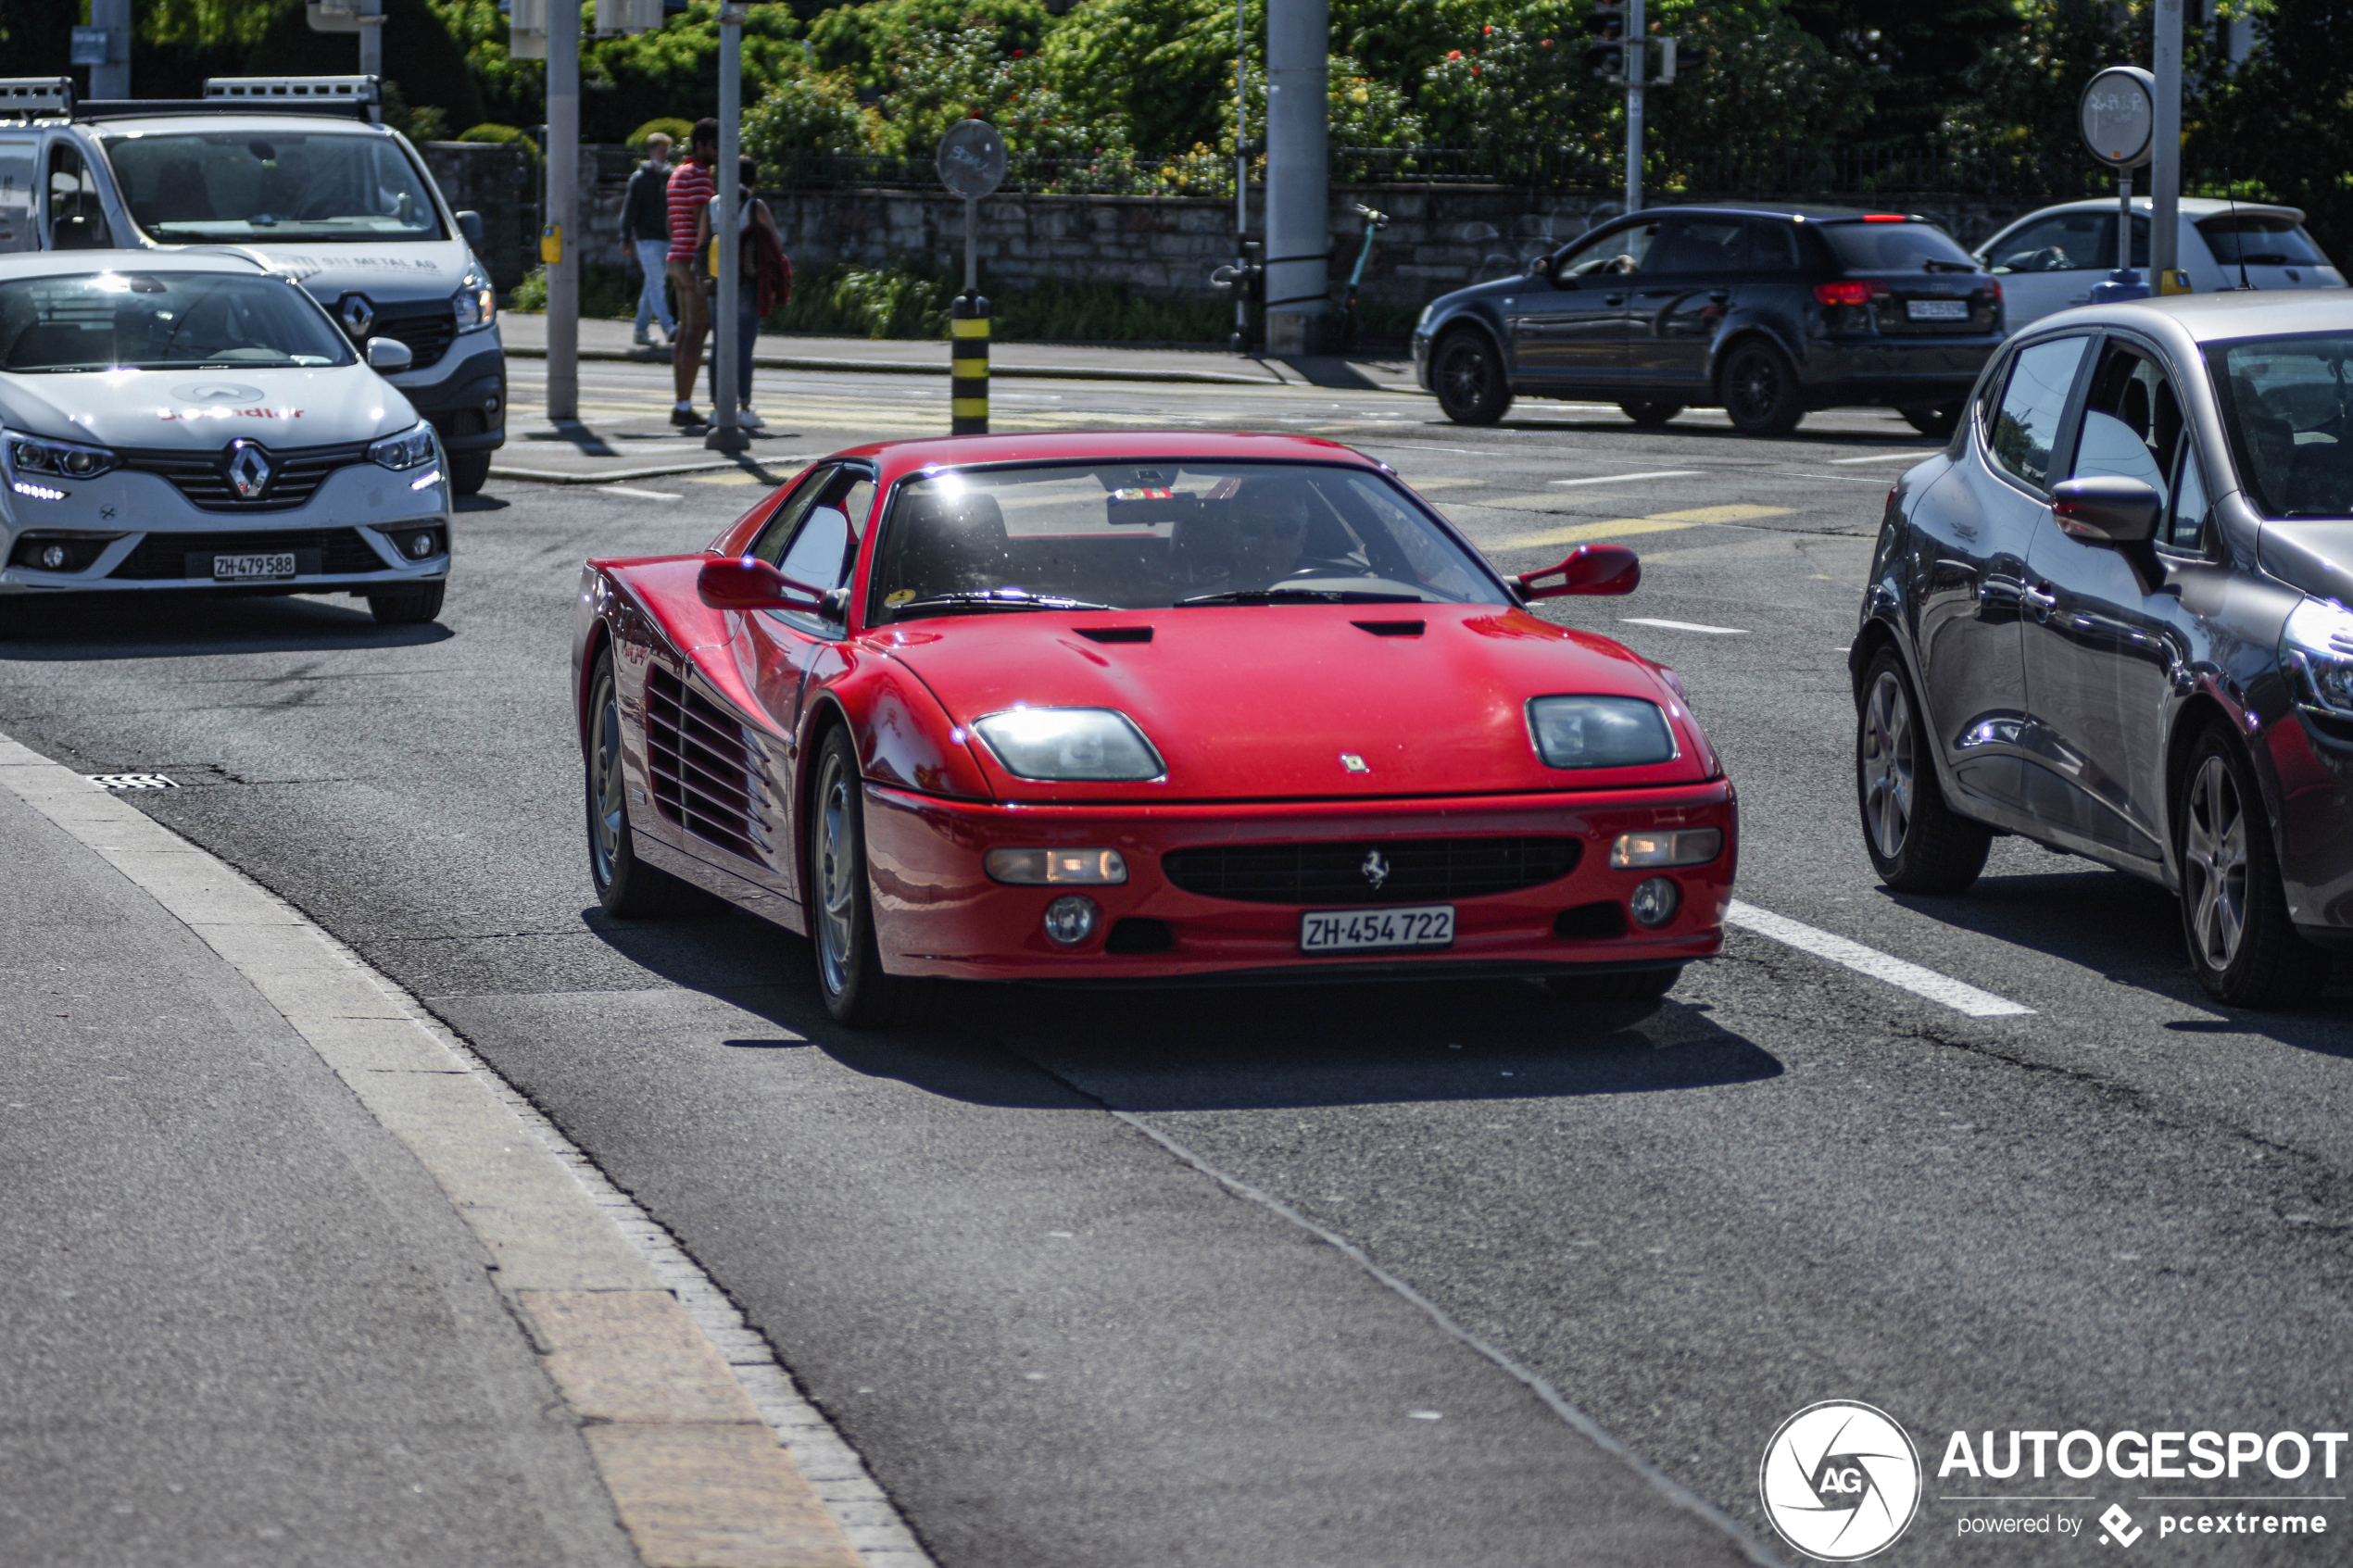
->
xmin=1726 ymin=899 xmax=2035 ymax=1017
xmin=1830 ymin=450 xmax=1942 ymax=464
xmin=600 ymin=484 xmax=684 ymax=501
xmin=1620 ymin=617 xmax=1750 ymax=635
xmin=1547 ymin=470 xmax=1702 ymax=486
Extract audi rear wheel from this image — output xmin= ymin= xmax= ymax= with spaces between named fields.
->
xmin=1719 ymin=339 xmax=1805 ymax=437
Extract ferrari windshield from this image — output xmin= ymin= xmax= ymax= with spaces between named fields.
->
xmin=2215 ymin=332 xmax=2353 ymax=518
xmin=103 ymin=132 xmax=446 ymax=243
xmin=0 ymin=270 xmax=354 ymax=372
xmin=870 ymin=461 xmax=1505 ymax=620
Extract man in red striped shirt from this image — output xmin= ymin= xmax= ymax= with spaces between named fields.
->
xmin=665 ymin=119 xmax=720 ymax=425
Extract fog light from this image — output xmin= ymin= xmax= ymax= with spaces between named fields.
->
xmin=987 ymin=847 xmax=1127 ymax=885
xmin=405 ymin=531 xmax=436 ymax=558
xmin=38 ymin=544 xmax=67 ymax=570
xmin=1629 ymin=876 xmax=1680 ymax=928
xmin=1042 ymin=895 xmax=1101 ymax=947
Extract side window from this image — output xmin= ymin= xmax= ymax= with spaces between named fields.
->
xmin=1639 ymin=216 xmax=1745 ymax=274
xmin=1984 ymin=212 xmax=2108 ymax=274
xmin=2069 ymin=345 xmax=2179 ymax=506
xmin=760 ymin=466 xmax=871 ymax=633
xmin=1745 ymin=220 xmax=1801 ymax=270
xmin=46 ymin=142 xmax=105 ymax=250
xmin=1988 ymin=335 xmax=2091 ymax=490
xmin=1554 ymin=222 xmax=1654 ymax=282
xmin=749 ymin=465 xmax=836 ymax=566
xmin=2167 ymin=446 xmax=2213 ymax=553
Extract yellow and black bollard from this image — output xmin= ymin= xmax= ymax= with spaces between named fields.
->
xmin=951 ymin=293 xmax=989 ymax=435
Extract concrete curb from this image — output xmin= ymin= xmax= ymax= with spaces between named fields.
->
xmin=0 ymin=733 xmax=933 ymax=1568
xmin=503 ymin=342 xmax=1294 ymax=387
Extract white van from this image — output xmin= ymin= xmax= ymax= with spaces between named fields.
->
xmin=0 ymin=75 xmax=503 ymax=495
xmin=1976 ymin=195 xmax=2347 ymax=330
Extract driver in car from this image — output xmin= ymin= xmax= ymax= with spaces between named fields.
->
xmin=1230 ymin=475 xmax=1315 ymax=585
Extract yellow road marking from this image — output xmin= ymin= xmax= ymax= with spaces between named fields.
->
xmin=1490 ymin=504 xmax=1793 ymax=551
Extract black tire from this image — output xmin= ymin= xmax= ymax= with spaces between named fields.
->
xmin=1619 ymin=400 xmax=1685 ymax=427
xmin=585 ymin=649 xmax=691 ymax=919
xmin=1856 ymin=646 xmax=1991 ymax=893
xmin=1432 ymin=328 xmax=1512 ymax=425
xmin=1718 ymin=338 xmax=1806 ymax=437
xmin=448 ymin=449 xmax=493 ymax=496
xmin=367 ymin=581 xmax=445 ymax=625
xmin=2174 ymin=726 xmax=2329 ymax=1007
xmin=808 ymin=725 xmax=930 ymax=1027
xmin=1900 ymin=404 xmax=1959 ymax=439
xmin=1547 ymin=965 xmax=1681 ymax=1004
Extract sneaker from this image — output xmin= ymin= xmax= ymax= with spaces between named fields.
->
xmin=737 ymin=407 xmax=765 ymax=429
xmin=670 ymin=405 xmax=703 ymax=428
xmin=633 ymin=329 xmax=654 ymax=346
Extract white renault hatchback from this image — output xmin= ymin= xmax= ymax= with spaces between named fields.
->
xmin=0 ymin=249 xmax=449 ymax=630
xmin=1977 ymin=196 xmax=2347 ymax=329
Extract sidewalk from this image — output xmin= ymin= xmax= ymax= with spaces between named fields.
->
xmin=0 ymin=736 xmax=900 ymax=1568
xmin=498 ymin=314 xmax=1422 ymax=393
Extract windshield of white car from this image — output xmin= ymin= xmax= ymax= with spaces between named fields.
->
xmin=0 ymin=271 xmax=355 ymax=372
xmin=1820 ymin=220 xmax=1979 ymax=272
xmin=2197 ymin=215 xmax=2330 ymax=269
xmin=102 ymin=132 xmax=447 ymax=244
xmin=2214 ymin=333 xmax=2353 ymax=518
xmin=869 ymin=461 xmax=1506 ymax=622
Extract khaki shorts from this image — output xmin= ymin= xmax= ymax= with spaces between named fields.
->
xmin=666 ymin=257 xmax=709 ymax=336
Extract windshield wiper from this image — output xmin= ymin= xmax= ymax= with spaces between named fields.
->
xmin=1176 ymin=587 xmax=1429 ymax=606
xmin=889 ymin=590 xmax=1121 ymax=617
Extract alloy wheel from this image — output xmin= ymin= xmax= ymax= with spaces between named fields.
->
xmin=1441 ymin=345 xmax=1490 ymax=411
xmin=1860 ymin=669 xmax=1915 ymax=859
xmin=590 ymin=675 xmax=626 ymax=884
xmin=2183 ymin=754 xmax=2250 ymax=971
xmin=814 ymin=749 xmax=857 ymax=996
xmin=1727 ymin=350 xmax=1781 ymax=424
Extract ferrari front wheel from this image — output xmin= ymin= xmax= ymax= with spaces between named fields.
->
xmin=810 ymin=726 xmax=929 ymax=1027
xmin=585 ymin=649 xmax=688 ymax=918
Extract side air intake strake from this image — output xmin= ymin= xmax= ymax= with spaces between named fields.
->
xmin=644 ymin=666 xmax=771 ymax=863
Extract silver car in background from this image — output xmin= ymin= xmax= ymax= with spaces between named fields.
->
xmin=1853 ymin=292 xmax=2353 ymax=1006
xmin=1979 ymin=197 xmax=2346 ymax=329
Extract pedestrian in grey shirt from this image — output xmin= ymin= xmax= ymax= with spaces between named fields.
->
xmin=620 ymin=132 xmax=675 ymax=346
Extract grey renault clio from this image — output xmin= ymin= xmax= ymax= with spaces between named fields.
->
xmin=1853 ymin=292 xmax=2353 ymax=1005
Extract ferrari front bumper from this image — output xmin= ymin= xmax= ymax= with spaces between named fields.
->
xmin=860 ymin=779 xmax=1737 ymax=983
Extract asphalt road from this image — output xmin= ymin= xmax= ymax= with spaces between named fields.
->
xmin=6 ymin=358 xmax=2351 ymax=1567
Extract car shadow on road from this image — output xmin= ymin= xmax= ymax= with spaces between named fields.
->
xmin=1877 ymin=869 xmax=2353 ymax=1059
xmin=0 ymin=591 xmax=451 ymax=659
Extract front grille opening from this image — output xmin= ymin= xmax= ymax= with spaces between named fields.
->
xmin=108 ymin=527 xmax=386 ymax=580
xmin=363 ymin=307 xmax=459 ymax=370
xmin=119 ymin=441 xmax=371 ymax=512
xmin=1162 ymin=836 xmax=1581 ymax=906
xmin=1554 ymin=900 xmax=1628 ymax=940
xmin=1105 ymin=917 xmax=1175 ymax=955
xmin=644 ymin=666 xmax=767 ymax=863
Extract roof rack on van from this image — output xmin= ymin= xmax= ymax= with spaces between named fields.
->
xmin=0 ymin=78 xmax=76 ymax=120
xmin=72 ymin=76 xmax=382 ymax=126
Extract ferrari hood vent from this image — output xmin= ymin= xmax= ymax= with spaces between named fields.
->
xmin=1074 ymin=625 xmax=1153 ymax=644
xmin=1351 ymin=619 xmax=1426 ymax=637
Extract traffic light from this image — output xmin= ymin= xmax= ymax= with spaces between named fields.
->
xmin=1653 ymin=38 xmax=1706 ymax=82
xmin=1584 ymin=0 xmax=1629 ymax=80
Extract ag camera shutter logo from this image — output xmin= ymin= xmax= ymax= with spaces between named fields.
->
xmin=1760 ymin=1401 xmax=1922 ymax=1561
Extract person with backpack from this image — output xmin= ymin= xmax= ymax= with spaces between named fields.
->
xmin=693 ymin=156 xmax=790 ymax=431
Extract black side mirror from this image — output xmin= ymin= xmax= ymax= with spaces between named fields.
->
xmin=455 ymin=210 xmax=485 ymax=248
xmin=2052 ymin=476 xmax=2160 ymax=546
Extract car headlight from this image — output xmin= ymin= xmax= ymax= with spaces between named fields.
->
xmin=5 ymin=429 xmax=117 ymax=481
xmin=369 ymin=420 xmax=438 ymax=472
xmin=971 ymin=708 xmax=1165 ymax=782
xmin=984 ymin=847 xmax=1129 ymax=884
xmin=1527 ymin=696 xmax=1679 ymax=770
xmin=1610 ymin=828 xmax=1722 ymax=869
xmin=452 ymin=259 xmax=497 ymax=332
xmin=2283 ymin=596 xmax=2353 ymax=715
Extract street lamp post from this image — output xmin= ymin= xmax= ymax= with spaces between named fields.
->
xmin=706 ymin=3 xmax=749 ymax=454
xmin=546 ymin=0 xmax=579 ymax=421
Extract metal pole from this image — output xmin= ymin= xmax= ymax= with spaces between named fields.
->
xmin=2119 ymin=166 xmax=2134 ymax=282
xmin=1235 ymin=0 xmax=1248 ymax=352
xmin=1624 ymin=0 xmax=1645 ymax=214
xmin=1261 ymin=0 xmax=1328 ymax=356
xmin=358 ymin=0 xmax=384 ymax=81
xmin=546 ymin=0 xmax=579 ymax=422
xmin=707 ymin=5 xmax=748 ymax=452
xmin=87 ymin=0 xmax=131 ymax=99
xmin=952 ymin=193 xmax=988 ymax=435
xmin=2152 ymin=0 xmax=2183 ymax=291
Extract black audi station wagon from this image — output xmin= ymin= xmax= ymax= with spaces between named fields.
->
xmin=1854 ymin=292 xmax=2353 ymax=1006
xmin=1412 ymin=205 xmax=2005 ymax=437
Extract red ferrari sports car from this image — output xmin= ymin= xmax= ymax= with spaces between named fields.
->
xmin=573 ymin=432 xmax=1736 ymax=1024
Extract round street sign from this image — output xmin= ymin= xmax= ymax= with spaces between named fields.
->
xmin=2080 ymin=66 xmax=2156 ymax=169
xmin=937 ymin=119 xmax=1008 ymax=199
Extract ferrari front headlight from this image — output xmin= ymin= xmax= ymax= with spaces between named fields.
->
xmin=971 ymin=708 xmax=1164 ymax=783
xmin=1527 ymin=696 xmax=1678 ymax=770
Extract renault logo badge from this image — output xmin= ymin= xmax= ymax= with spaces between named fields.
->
xmin=336 ymin=292 xmax=375 ymax=339
xmin=1361 ymin=849 xmax=1390 ymax=890
xmin=226 ymin=440 xmax=273 ymax=500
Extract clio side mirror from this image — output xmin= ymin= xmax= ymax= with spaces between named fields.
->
xmin=2052 ymin=476 xmax=2159 ymax=546
xmin=1516 ymin=544 xmax=1642 ymax=598
xmin=697 ymin=555 xmax=829 ymax=615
